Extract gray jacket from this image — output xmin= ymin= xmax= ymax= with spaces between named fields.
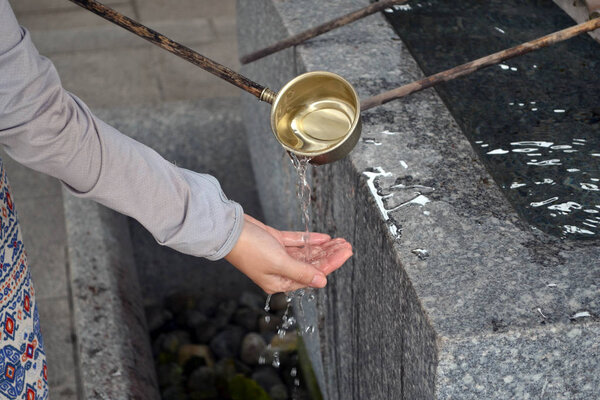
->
xmin=0 ymin=0 xmax=243 ymax=260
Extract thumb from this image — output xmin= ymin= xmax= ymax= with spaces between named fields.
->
xmin=283 ymin=256 xmax=327 ymax=288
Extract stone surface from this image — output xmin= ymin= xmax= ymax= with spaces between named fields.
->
xmin=240 ymin=332 xmax=267 ymax=365
xmin=49 ymin=47 xmax=162 ymax=109
xmin=15 ymin=3 xmax=137 ymax=30
xmin=238 ymin=1 xmax=600 ymax=399
xmin=63 ymin=192 xmax=160 ymax=399
xmin=209 ymin=325 xmax=245 ymax=359
xmin=134 ymin=0 xmax=235 ymax=22
xmin=28 ymin=18 xmax=215 ymax=55
xmin=37 ymin=297 xmax=78 ymax=389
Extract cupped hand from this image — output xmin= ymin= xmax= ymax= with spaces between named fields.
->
xmin=225 ymin=214 xmax=353 ymax=294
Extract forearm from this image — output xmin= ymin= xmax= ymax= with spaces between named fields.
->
xmin=0 ymin=0 xmax=243 ymax=259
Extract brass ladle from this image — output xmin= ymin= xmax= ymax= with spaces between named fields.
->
xmin=68 ymin=0 xmax=361 ymax=165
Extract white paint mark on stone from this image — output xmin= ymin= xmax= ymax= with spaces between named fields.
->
xmin=499 ymin=64 xmax=509 ymax=70
xmin=382 ymin=129 xmax=399 ymax=135
xmin=399 ymin=160 xmax=408 ymax=169
xmin=494 ymin=27 xmax=506 ymax=34
xmin=510 ymin=182 xmax=527 ymax=189
xmin=546 ymin=283 xmax=557 ymax=288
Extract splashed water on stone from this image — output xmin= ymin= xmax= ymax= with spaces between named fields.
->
xmin=363 ymin=167 xmax=433 ymax=239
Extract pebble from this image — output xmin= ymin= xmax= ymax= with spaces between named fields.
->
xmin=239 ymin=291 xmax=266 ymax=311
xmin=252 ymin=366 xmax=285 ymax=392
xmin=156 ymin=363 xmax=183 ymax=388
xmin=161 ymin=385 xmax=186 ymax=400
xmin=177 ymin=344 xmax=213 ymax=367
xmin=214 ymin=299 xmax=238 ymax=328
xmin=269 ymin=293 xmax=289 ymax=312
xmin=164 ymin=294 xmax=196 ymax=315
xmin=240 ymin=333 xmax=267 ymax=365
xmin=209 ymin=325 xmax=245 ymax=359
xmin=187 ymin=366 xmax=216 ymax=393
xmin=144 ymin=305 xmax=173 ymax=332
xmin=270 ymin=383 xmax=289 ymax=400
xmin=175 ymin=309 xmax=207 ymax=329
xmin=160 ymin=330 xmax=191 ymax=354
xmin=258 ymin=314 xmax=282 ymax=333
xmin=233 ymin=307 xmax=261 ymax=331
xmin=193 ymin=319 xmax=219 ymax=344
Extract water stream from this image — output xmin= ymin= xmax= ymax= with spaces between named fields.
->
xmin=259 ymin=154 xmax=317 ymax=398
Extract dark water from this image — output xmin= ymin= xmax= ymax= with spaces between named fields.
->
xmin=384 ymin=0 xmax=600 ymax=239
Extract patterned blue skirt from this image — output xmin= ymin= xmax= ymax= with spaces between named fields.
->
xmin=0 ymin=158 xmax=48 ymax=400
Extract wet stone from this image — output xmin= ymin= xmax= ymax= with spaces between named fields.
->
xmin=252 ymin=366 xmax=285 ymax=393
xmin=270 ymin=383 xmax=289 ymax=400
xmin=161 ymin=385 xmax=187 ymax=400
xmin=177 ymin=344 xmax=213 ymax=367
xmin=239 ymin=291 xmax=266 ymax=311
xmin=214 ymin=299 xmax=238 ymax=328
xmin=156 ymin=363 xmax=183 ymax=388
xmin=187 ymin=366 xmax=217 ymax=393
xmin=258 ymin=314 xmax=282 ymax=334
xmin=240 ymin=332 xmax=267 ymax=366
xmin=160 ymin=330 xmax=191 ymax=354
xmin=164 ymin=294 xmax=196 ymax=315
xmin=232 ymin=306 xmax=260 ymax=331
xmin=268 ymin=293 xmax=289 ymax=312
xmin=176 ymin=309 xmax=209 ymax=330
xmin=193 ymin=319 xmax=219 ymax=344
xmin=209 ymin=325 xmax=245 ymax=359
xmin=144 ymin=305 xmax=173 ymax=332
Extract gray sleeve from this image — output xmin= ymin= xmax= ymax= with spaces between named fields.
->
xmin=0 ymin=0 xmax=243 ymax=260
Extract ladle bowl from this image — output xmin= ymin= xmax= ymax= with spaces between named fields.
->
xmin=270 ymin=71 xmax=361 ymax=165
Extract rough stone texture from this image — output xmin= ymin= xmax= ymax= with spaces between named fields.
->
xmin=238 ymin=1 xmax=600 ymax=399
xmin=63 ymin=192 xmax=160 ymax=399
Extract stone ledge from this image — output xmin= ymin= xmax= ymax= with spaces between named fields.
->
xmin=63 ymin=192 xmax=159 ymax=400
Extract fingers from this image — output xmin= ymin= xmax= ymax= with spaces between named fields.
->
xmin=278 ymin=231 xmax=331 ymax=246
xmin=311 ymin=241 xmax=353 ymax=275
